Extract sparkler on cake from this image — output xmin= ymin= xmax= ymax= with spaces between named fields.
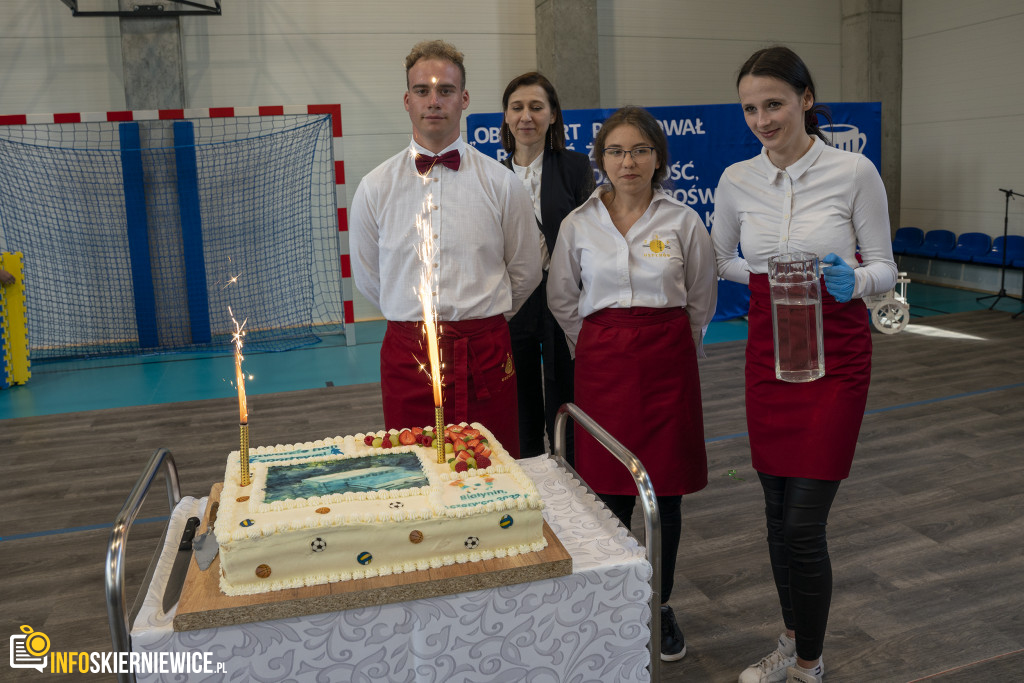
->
xmin=230 ymin=306 xmax=251 ymax=486
xmin=413 ymin=147 xmax=447 ymax=464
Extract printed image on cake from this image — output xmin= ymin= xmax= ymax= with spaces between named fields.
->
xmin=215 ymin=423 xmax=547 ymax=596
xmin=263 ymin=452 xmax=428 ymax=501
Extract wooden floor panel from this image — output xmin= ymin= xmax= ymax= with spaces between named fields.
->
xmin=1 ymin=310 xmax=1021 ymax=682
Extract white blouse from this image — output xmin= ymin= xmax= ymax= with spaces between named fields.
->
xmin=547 ymin=187 xmax=718 ymax=357
xmin=711 ymin=137 xmax=897 ymax=298
xmin=511 ymin=152 xmax=549 ymax=270
xmin=511 ymin=152 xmax=544 ymax=224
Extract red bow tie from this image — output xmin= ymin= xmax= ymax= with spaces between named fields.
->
xmin=415 ymin=150 xmax=461 ymax=174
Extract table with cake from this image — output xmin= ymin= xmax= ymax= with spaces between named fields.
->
xmin=130 ymin=422 xmax=654 ymax=681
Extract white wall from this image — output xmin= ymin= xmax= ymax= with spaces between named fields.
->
xmin=901 ymin=0 xmax=1024 ymax=239
xmin=597 ymin=1 xmax=841 ymax=107
xmin=3 ymin=1 xmax=1021 ymax=319
xmin=0 ymin=2 xmax=123 ymax=113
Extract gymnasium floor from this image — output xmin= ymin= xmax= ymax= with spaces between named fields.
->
xmin=2 ymin=282 xmax=1022 ymax=682
xmin=1 ymin=283 xmax=1020 ymax=421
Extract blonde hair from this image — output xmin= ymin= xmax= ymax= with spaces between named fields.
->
xmin=405 ymin=40 xmax=466 ymax=90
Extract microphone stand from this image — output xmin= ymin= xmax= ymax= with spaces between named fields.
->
xmin=976 ymin=188 xmax=1024 ymax=318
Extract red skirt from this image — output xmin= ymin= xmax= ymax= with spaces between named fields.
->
xmin=746 ymin=274 xmax=872 ymax=480
xmin=381 ymin=316 xmax=520 ymax=458
xmin=574 ymin=307 xmax=708 ymax=496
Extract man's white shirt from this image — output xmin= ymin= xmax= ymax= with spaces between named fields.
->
xmin=350 ymin=137 xmax=542 ymax=322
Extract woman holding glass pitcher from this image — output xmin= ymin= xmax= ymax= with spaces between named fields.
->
xmin=711 ymin=47 xmax=897 ymax=683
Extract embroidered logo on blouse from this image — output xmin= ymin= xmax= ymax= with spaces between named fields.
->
xmin=501 ymin=353 xmax=515 ymax=382
xmin=643 ymin=235 xmax=671 ymax=258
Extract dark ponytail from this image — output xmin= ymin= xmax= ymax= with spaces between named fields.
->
xmin=805 ymin=104 xmax=833 ymax=144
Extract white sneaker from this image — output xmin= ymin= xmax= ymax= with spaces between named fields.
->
xmin=786 ymin=658 xmax=824 ymax=683
xmin=738 ymin=633 xmax=797 ymax=683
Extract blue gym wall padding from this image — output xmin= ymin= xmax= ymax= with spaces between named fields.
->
xmin=119 ymin=122 xmax=159 ymax=349
xmin=173 ymin=121 xmax=212 ymax=344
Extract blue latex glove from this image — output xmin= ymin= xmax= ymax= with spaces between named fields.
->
xmin=822 ymin=253 xmax=855 ymax=302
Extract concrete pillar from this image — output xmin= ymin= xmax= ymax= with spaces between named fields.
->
xmin=118 ymin=1 xmax=186 ymax=109
xmin=117 ymin=2 xmax=190 ymax=346
xmin=841 ymin=0 xmax=902 ymax=235
xmin=535 ymin=0 xmax=600 ymax=109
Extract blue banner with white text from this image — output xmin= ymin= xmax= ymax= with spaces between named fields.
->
xmin=468 ymin=102 xmax=882 ymax=320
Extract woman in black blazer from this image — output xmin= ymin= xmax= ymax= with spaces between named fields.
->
xmin=500 ymin=72 xmax=595 ymax=461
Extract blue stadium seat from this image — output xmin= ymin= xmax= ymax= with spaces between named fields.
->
xmin=891 ymin=227 xmax=924 ymax=254
xmin=946 ymin=232 xmax=992 ymax=262
xmin=903 ymin=229 xmax=956 ymax=258
xmin=974 ymin=235 xmax=1024 ymax=265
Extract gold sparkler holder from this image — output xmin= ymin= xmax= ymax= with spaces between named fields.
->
xmin=239 ymin=422 xmax=251 ymax=487
xmin=434 ymin=406 xmax=445 ymax=464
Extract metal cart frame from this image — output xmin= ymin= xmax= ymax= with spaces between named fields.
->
xmin=105 ymin=448 xmax=181 ymax=683
xmin=554 ymin=403 xmax=662 ymax=682
xmin=107 ymin=406 xmax=661 ymax=682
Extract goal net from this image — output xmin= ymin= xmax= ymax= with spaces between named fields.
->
xmin=0 ymin=109 xmax=345 ymax=360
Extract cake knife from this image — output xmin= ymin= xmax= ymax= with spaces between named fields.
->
xmin=192 ymin=501 xmax=220 ymax=571
xmin=161 ymin=516 xmax=200 ymax=613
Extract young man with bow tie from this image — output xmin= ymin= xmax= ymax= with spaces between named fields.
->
xmin=350 ymin=39 xmax=541 ymax=457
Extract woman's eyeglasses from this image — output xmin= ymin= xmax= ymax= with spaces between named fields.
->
xmin=603 ymin=147 xmax=656 ymax=160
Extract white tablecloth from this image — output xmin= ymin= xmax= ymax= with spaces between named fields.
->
xmin=131 ymin=455 xmax=653 ymax=682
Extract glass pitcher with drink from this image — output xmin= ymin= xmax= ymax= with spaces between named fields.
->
xmin=768 ymin=252 xmax=825 ymax=382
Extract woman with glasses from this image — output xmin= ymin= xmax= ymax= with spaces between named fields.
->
xmin=548 ymin=105 xmax=717 ymax=663
xmin=712 ymin=47 xmax=897 ymax=683
xmin=500 ymin=72 xmax=595 ymax=461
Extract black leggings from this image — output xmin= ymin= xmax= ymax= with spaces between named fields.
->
xmin=599 ymin=493 xmax=682 ymax=602
xmin=758 ymin=473 xmax=841 ymax=662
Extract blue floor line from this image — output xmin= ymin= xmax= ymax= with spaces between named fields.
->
xmin=706 ymin=431 xmax=751 ymax=443
xmin=1 ymin=516 xmax=169 ymax=543
xmin=8 ymin=379 xmax=1022 ymax=545
xmin=863 ymin=382 xmax=1024 ymax=415
xmin=700 ymin=381 xmax=1024 ymax=447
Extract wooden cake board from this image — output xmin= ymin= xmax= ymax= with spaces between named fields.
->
xmin=173 ymin=483 xmax=573 ymax=632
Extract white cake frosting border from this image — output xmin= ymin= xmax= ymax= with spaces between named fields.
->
xmin=220 ymin=538 xmax=549 ymax=596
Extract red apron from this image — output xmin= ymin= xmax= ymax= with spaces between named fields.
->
xmin=381 ymin=315 xmax=520 ymax=458
xmin=746 ymin=274 xmax=872 ymax=480
xmin=573 ymin=307 xmax=708 ymax=496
